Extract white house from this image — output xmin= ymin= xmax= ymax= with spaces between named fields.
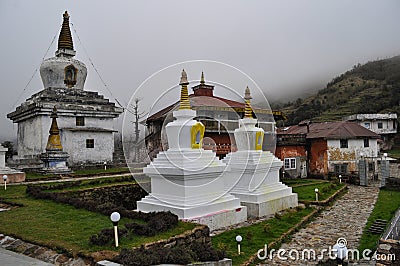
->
xmin=344 ymin=113 xmax=398 ymax=150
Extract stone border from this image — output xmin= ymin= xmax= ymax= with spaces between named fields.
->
xmin=0 ymin=234 xmax=88 ymax=265
xmin=299 ymin=184 xmax=348 ymax=206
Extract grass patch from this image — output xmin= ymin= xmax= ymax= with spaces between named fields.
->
xmin=292 ymin=182 xmax=345 ymax=202
xmin=282 ymin=178 xmax=328 ymax=187
xmin=41 ymin=176 xmax=139 ymax=193
xmin=384 ymin=149 xmax=400 ymax=160
xmin=358 ymin=189 xmax=400 ymax=252
xmin=73 ymin=167 xmax=131 ymax=176
xmin=212 ymin=207 xmax=314 ymax=266
xmin=0 ymin=185 xmax=195 ymax=257
xmin=25 ymin=167 xmax=132 ymax=181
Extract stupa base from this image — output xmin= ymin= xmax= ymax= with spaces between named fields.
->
xmin=240 ymin=193 xmax=298 ymax=218
xmin=0 ymin=168 xmax=26 ymax=183
xmin=137 ymin=195 xmax=247 ymax=230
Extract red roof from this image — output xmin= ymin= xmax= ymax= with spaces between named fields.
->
xmin=146 ymin=94 xmax=269 ymax=122
xmin=277 ymin=121 xmax=380 ymax=139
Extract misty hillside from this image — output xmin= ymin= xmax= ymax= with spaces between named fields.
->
xmin=272 ymin=55 xmax=400 ymax=125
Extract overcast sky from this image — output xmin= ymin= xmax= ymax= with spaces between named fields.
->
xmin=1 ymin=0 xmax=400 ymax=141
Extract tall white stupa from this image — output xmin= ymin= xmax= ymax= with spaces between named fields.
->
xmin=137 ymin=70 xmax=247 ymax=230
xmin=223 ymin=87 xmax=298 ymax=218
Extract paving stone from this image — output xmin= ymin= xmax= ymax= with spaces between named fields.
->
xmin=259 ymin=185 xmax=379 ymax=266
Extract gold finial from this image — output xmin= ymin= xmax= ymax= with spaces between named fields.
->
xmin=58 ymin=11 xmax=74 ymax=51
xmin=179 ymin=69 xmax=191 ymax=110
xmin=200 ymin=71 xmax=205 ymax=84
xmin=46 ymin=106 xmax=63 ymax=151
xmin=244 ymin=86 xmax=253 ymax=118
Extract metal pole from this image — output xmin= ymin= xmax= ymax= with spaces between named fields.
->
xmin=114 ymin=225 xmax=119 ymax=247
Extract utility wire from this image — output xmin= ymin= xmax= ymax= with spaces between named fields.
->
xmin=70 ymin=23 xmax=132 ymax=114
xmin=11 ymin=29 xmax=59 ymax=110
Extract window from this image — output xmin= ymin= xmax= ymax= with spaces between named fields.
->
xmin=76 ymin=117 xmax=85 ymax=126
xmin=378 ymin=122 xmax=383 ymax=129
xmin=364 ymin=122 xmax=370 ymax=129
xmin=334 ymin=164 xmax=347 ymax=174
xmin=86 ymin=139 xmax=94 ymax=148
xmin=284 ymin=158 xmax=296 ymax=169
xmin=340 ymin=139 xmax=348 ymax=148
xmin=364 ymin=138 xmax=369 ymax=147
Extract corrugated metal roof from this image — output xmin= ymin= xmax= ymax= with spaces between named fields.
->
xmin=277 ymin=121 xmax=380 ymax=139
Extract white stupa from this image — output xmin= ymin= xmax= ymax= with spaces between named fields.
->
xmin=0 ymin=145 xmax=25 ymax=183
xmin=223 ymin=87 xmax=298 ymax=218
xmin=137 ymin=70 xmax=247 ymax=230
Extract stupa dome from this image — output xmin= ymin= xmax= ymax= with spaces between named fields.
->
xmin=40 ymin=11 xmax=87 ymax=90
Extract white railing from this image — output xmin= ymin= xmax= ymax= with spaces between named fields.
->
xmin=383 ymin=207 xmax=400 ymax=240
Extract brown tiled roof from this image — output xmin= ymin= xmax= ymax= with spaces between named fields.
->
xmin=277 ymin=121 xmax=380 ymax=139
xmin=146 ymin=94 xmax=270 ymax=122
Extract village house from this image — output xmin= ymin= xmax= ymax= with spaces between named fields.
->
xmin=7 ymin=12 xmax=123 ymax=167
xmin=343 ymin=113 xmax=398 ymax=150
xmin=276 ymin=121 xmax=380 ymax=178
xmin=145 ymin=73 xmax=286 ymax=158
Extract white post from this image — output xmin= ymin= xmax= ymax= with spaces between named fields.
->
xmin=315 ymin=188 xmax=319 ymax=202
xmin=236 ymin=235 xmax=242 ymax=255
xmin=104 ymin=161 xmax=107 ymax=170
xmin=3 ymin=175 xmax=7 ymax=190
xmin=114 ymin=225 xmax=119 ymax=247
xmin=339 ymin=174 xmax=342 ymax=183
xmin=110 ymin=212 xmax=121 ymax=248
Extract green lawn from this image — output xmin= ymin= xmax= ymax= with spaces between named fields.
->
xmin=212 ymin=207 xmax=315 ymax=266
xmin=0 ymin=185 xmax=195 ymax=257
xmin=358 ymin=189 xmax=400 ymax=252
xmin=282 ymin=178 xmax=328 ymax=187
xmin=384 ymin=149 xmax=400 ymax=160
xmin=292 ymin=182 xmax=345 ymax=202
xmin=25 ymin=167 xmax=132 ymax=181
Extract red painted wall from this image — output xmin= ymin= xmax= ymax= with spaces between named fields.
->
xmin=309 ymin=139 xmax=328 ymax=175
xmin=275 ymin=146 xmax=306 ymax=161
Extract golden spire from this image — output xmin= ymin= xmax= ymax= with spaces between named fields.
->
xmin=57 ymin=11 xmax=74 ymax=51
xmin=244 ymin=86 xmax=253 ymax=118
xmin=179 ymin=69 xmax=191 ymax=110
xmin=200 ymin=71 xmax=205 ymax=84
xmin=46 ymin=106 xmax=63 ymax=151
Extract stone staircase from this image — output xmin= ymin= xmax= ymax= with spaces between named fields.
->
xmin=112 ymin=147 xmax=127 ymax=166
xmin=367 ymin=219 xmax=388 ymax=234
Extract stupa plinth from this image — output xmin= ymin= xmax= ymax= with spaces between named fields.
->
xmin=40 ymin=106 xmax=72 ymax=174
xmin=0 ymin=145 xmax=25 ymax=183
xmin=223 ymin=87 xmax=298 ymax=218
xmin=137 ymin=70 xmax=247 ymax=230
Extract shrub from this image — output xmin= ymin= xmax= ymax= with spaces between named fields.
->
xmin=89 ymin=228 xmax=128 ymax=246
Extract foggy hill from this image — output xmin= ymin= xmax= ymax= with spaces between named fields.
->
xmin=272 ymin=55 xmax=400 ymax=126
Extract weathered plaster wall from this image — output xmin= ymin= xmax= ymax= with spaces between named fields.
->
xmin=327 ymin=139 xmax=378 ymax=172
xmin=17 ymin=116 xmax=45 ymax=157
xmin=309 ymin=139 xmax=328 ymax=175
xmin=62 ymin=131 xmax=114 ymax=165
xmin=275 ymin=146 xmax=306 ymax=159
xmin=17 ymin=113 xmax=115 ymax=165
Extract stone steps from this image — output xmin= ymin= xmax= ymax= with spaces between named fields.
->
xmin=367 ymin=219 xmax=388 ymax=234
